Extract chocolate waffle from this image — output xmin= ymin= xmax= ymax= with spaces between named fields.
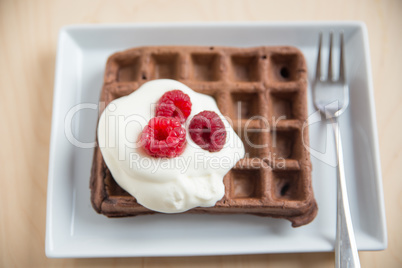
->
xmin=90 ymin=46 xmax=317 ymax=227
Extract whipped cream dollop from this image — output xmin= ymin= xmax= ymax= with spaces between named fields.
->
xmin=98 ymin=79 xmax=245 ymax=213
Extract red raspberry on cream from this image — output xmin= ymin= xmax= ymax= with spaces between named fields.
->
xmin=189 ymin=111 xmax=226 ymax=152
xmin=140 ymin=117 xmax=186 ymax=158
xmin=155 ymin=90 xmax=192 ymax=123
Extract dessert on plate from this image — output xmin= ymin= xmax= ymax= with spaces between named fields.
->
xmin=90 ymin=46 xmax=317 ymax=227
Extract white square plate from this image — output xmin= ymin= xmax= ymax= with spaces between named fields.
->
xmin=46 ymin=22 xmax=387 ymax=258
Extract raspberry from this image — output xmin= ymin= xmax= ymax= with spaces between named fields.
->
xmin=140 ymin=117 xmax=186 ymax=158
xmin=189 ymin=111 xmax=226 ymax=152
xmin=155 ymin=90 xmax=192 ymax=123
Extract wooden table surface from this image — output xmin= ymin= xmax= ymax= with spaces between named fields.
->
xmin=1 ymin=0 xmax=401 ymax=267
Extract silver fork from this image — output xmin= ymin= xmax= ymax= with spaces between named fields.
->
xmin=313 ymin=32 xmax=361 ymax=268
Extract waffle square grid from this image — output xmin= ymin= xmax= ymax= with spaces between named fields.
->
xmin=90 ymin=46 xmax=317 ymax=227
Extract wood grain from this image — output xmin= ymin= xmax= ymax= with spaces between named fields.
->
xmin=0 ymin=0 xmax=401 ymax=267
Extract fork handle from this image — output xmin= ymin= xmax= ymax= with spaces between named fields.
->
xmin=331 ymin=118 xmax=361 ymax=268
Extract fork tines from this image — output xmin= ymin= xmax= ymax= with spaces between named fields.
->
xmin=316 ymin=31 xmax=345 ymax=82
